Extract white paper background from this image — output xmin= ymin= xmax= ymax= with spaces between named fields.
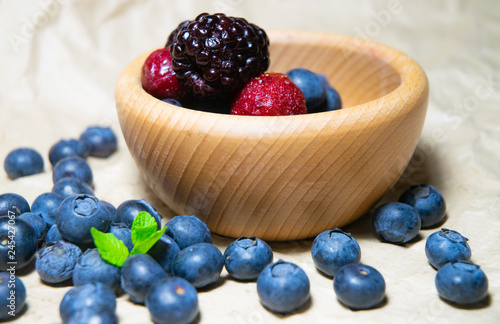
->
xmin=0 ymin=0 xmax=499 ymax=323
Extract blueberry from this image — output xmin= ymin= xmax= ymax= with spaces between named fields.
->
xmin=31 ymin=192 xmax=64 ymax=227
xmin=73 ymin=248 xmax=122 ymax=293
xmin=79 ymin=126 xmax=118 ymax=158
xmin=148 ymin=232 xmax=180 ymax=273
xmin=59 ymin=282 xmax=116 ymax=323
xmin=425 ymin=228 xmax=471 ymax=269
xmin=256 ymin=259 xmax=310 ymax=313
xmin=46 ymin=225 xmax=63 ymax=244
xmin=4 ymin=147 xmax=44 ymax=179
xmin=145 ymin=276 xmax=199 ymax=324
xmin=65 ymin=308 xmax=118 ymax=324
xmin=0 ymin=216 xmax=37 ymax=271
xmin=114 ymin=199 xmax=162 ymax=229
xmin=316 ymin=75 xmax=342 ymax=112
xmin=311 ymin=228 xmax=361 ymax=277
xmin=372 ymin=202 xmax=421 ymax=244
xmin=162 ymin=98 xmax=183 ymax=107
xmin=286 ymin=68 xmax=326 ymax=111
xmin=165 ymin=215 xmax=211 ymax=250
xmin=0 ymin=193 xmax=30 ymax=217
xmin=224 ymin=236 xmax=273 ymax=280
xmin=171 ymin=242 xmax=223 ymax=288
xmin=56 ymin=194 xmax=110 ymax=246
xmin=52 ymin=156 xmax=93 ymax=186
xmin=399 ymin=184 xmax=446 ymax=228
xmin=333 ymin=263 xmax=386 ymax=310
xmin=48 ymin=139 xmax=89 ymax=166
xmin=121 ymin=254 xmax=168 ymax=304
xmin=36 ymin=240 xmax=82 ymax=283
xmin=0 ymin=272 xmax=26 ymax=320
xmin=18 ymin=212 xmax=47 ymax=244
xmin=435 ymin=260 xmax=488 ymax=305
xmin=52 ymin=177 xmax=94 ymax=198
xmin=101 ymin=201 xmax=117 ymax=220
xmin=109 ymin=222 xmax=134 ymax=251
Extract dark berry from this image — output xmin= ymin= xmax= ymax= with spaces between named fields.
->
xmin=48 ymin=139 xmax=89 ymax=166
xmin=0 ymin=216 xmax=37 ymax=271
xmin=4 ymin=147 xmax=44 ymax=179
xmin=399 ymin=184 xmax=446 ymax=228
xmin=36 ymin=240 xmax=82 ymax=283
xmin=79 ymin=126 xmax=118 ymax=158
xmin=0 ymin=193 xmax=30 ymax=217
xmin=286 ymin=68 xmax=326 ymax=111
xmin=52 ymin=156 xmax=93 ymax=187
xmin=165 ymin=20 xmax=190 ymax=48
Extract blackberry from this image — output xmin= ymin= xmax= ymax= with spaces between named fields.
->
xmin=165 ymin=20 xmax=189 ymax=48
xmin=170 ymin=13 xmax=270 ymax=98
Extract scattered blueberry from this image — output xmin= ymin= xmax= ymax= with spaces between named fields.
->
xmin=121 ymin=254 xmax=168 ymax=304
xmin=48 ymin=139 xmax=89 ymax=166
xmin=114 ymin=199 xmax=162 ymax=229
xmin=372 ymin=202 xmax=421 ymax=244
xmin=59 ymin=282 xmax=116 ymax=323
xmin=46 ymin=224 xmax=63 ymax=244
xmin=171 ymin=242 xmax=224 ymax=288
xmin=0 ymin=272 xmax=27 ymax=320
xmin=18 ymin=212 xmax=47 ymax=244
xmin=165 ymin=215 xmax=212 ymax=250
xmin=52 ymin=156 xmax=93 ymax=186
xmin=148 ymin=232 xmax=180 ymax=273
xmin=52 ymin=177 xmax=94 ymax=198
xmin=145 ymin=276 xmax=199 ymax=324
xmin=4 ymin=147 xmax=44 ymax=179
xmin=0 ymin=215 xmax=37 ymax=271
xmin=333 ymin=263 xmax=386 ymax=310
xmin=65 ymin=308 xmax=118 ymax=324
xmin=286 ymin=68 xmax=326 ymax=111
xmin=435 ymin=260 xmax=488 ymax=305
xmin=399 ymin=184 xmax=446 ymax=228
xmin=73 ymin=248 xmax=122 ymax=293
xmin=101 ymin=201 xmax=117 ymax=220
xmin=56 ymin=194 xmax=110 ymax=246
xmin=0 ymin=193 xmax=30 ymax=217
xmin=256 ymin=259 xmax=310 ymax=313
xmin=224 ymin=236 xmax=273 ymax=280
xmin=109 ymin=222 xmax=134 ymax=252
xmin=311 ymin=228 xmax=361 ymax=277
xmin=79 ymin=126 xmax=118 ymax=158
xmin=36 ymin=240 xmax=82 ymax=283
xmin=161 ymin=98 xmax=183 ymax=107
xmin=425 ymin=228 xmax=471 ymax=269
xmin=31 ymin=192 xmax=64 ymax=227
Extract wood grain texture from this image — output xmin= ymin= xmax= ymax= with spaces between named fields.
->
xmin=115 ymin=31 xmax=429 ymax=241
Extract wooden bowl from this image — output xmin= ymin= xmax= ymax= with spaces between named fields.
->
xmin=115 ymin=31 xmax=429 ymax=241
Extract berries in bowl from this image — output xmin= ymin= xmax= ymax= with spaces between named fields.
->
xmin=115 ymin=13 xmax=429 ymax=241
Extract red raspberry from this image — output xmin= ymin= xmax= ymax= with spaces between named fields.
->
xmin=230 ymin=73 xmax=307 ymax=116
xmin=141 ymin=48 xmax=185 ymax=100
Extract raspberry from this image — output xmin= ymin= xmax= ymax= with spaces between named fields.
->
xmin=141 ymin=48 xmax=185 ymax=100
xmin=170 ymin=13 xmax=270 ymax=98
xmin=230 ymin=73 xmax=307 ymax=116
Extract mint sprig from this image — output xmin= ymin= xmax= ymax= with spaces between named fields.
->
xmin=91 ymin=211 xmax=166 ymax=267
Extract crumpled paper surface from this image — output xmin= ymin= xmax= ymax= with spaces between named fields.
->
xmin=1 ymin=0 xmax=499 ymax=323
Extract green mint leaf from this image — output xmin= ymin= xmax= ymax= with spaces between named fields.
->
xmin=91 ymin=227 xmax=129 ymax=267
xmin=131 ymin=211 xmax=158 ymax=246
xmin=130 ymin=226 xmax=167 ymax=255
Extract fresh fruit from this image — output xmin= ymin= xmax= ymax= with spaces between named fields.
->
xmin=18 ymin=212 xmax=47 ymax=244
xmin=48 ymin=139 xmax=89 ymax=166
xmin=171 ymin=242 xmax=224 ymax=288
xmin=145 ymin=276 xmax=199 ymax=324
xmin=101 ymin=201 xmax=117 ymax=220
xmin=59 ymin=282 xmax=116 ymax=323
xmin=46 ymin=224 xmax=63 ymax=243
xmin=170 ymin=12 xmax=269 ymax=98
xmin=52 ymin=156 xmax=93 ymax=187
xmin=256 ymin=259 xmax=310 ymax=313
xmin=147 ymin=233 xmax=180 ymax=273
xmin=142 ymin=48 xmax=186 ymax=101
xmin=425 ymin=228 xmax=471 ymax=269
xmin=0 ymin=215 xmax=37 ymax=271
xmin=0 ymin=193 xmax=30 ymax=216
xmin=311 ymin=228 xmax=361 ymax=277
xmin=79 ymin=126 xmax=118 ymax=158
xmin=164 ymin=215 xmax=211 ymax=250
xmin=161 ymin=98 xmax=183 ymax=107
xmin=65 ymin=308 xmax=118 ymax=324
xmin=31 ymin=192 xmax=64 ymax=227
xmin=435 ymin=260 xmax=488 ymax=305
xmin=73 ymin=248 xmax=122 ymax=293
xmin=317 ymin=74 xmax=342 ymax=112
xmin=372 ymin=202 xmax=421 ymax=244
xmin=230 ymin=72 xmax=307 ymax=116
xmin=114 ymin=199 xmax=162 ymax=229
xmin=224 ymin=236 xmax=273 ymax=280
xmin=333 ymin=263 xmax=386 ymax=310
xmin=4 ymin=147 xmax=44 ymax=179
xmin=56 ymin=194 xmax=110 ymax=246
xmin=165 ymin=20 xmax=189 ymax=48
xmin=51 ymin=177 xmax=94 ymax=198
xmin=120 ymin=253 xmax=168 ymax=304
xmin=286 ymin=68 xmax=326 ymax=111
xmin=108 ymin=222 xmax=134 ymax=251
xmin=0 ymin=272 xmax=26 ymax=320
xmin=36 ymin=240 xmax=82 ymax=283
xmin=399 ymin=184 xmax=446 ymax=228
